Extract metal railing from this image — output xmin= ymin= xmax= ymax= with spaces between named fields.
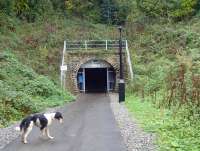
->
xmin=65 ymin=40 xmax=127 ymax=51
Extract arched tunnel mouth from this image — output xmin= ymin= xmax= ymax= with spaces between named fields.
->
xmin=77 ymin=60 xmax=116 ymax=93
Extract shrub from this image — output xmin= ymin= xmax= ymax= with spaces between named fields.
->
xmin=135 ymin=0 xmax=199 ymax=20
xmin=24 ymin=76 xmax=61 ymax=97
xmin=15 ymin=0 xmax=54 ymax=22
xmin=0 ymin=12 xmax=18 ymax=33
xmin=0 ymin=0 xmax=15 ymax=15
xmin=0 ymin=51 xmax=73 ymax=126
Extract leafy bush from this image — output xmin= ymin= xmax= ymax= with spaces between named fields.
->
xmin=15 ymin=0 xmax=54 ymax=22
xmin=169 ymin=0 xmax=198 ymax=20
xmin=24 ymin=76 xmax=57 ymax=97
xmin=0 ymin=51 xmax=74 ymax=126
xmin=134 ymin=0 xmax=199 ymax=21
xmin=0 ymin=0 xmax=15 ymax=15
xmin=0 ymin=12 xmax=18 ymax=33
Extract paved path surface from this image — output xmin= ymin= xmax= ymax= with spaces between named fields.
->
xmin=2 ymin=94 xmax=126 ymax=151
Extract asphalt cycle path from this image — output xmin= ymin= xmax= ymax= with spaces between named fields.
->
xmin=2 ymin=93 xmax=126 ymax=151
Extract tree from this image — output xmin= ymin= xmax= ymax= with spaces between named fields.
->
xmin=14 ymin=0 xmax=54 ymax=22
xmin=66 ymin=0 xmax=94 ymax=17
xmin=136 ymin=0 xmax=199 ymax=20
xmin=169 ymin=0 xmax=198 ymax=20
xmin=100 ymin=0 xmax=115 ymax=24
xmin=114 ymin=0 xmax=132 ymax=24
xmin=0 ymin=0 xmax=15 ymax=15
xmin=100 ymin=0 xmax=131 ymax=24
xmin=50 ymin=0 xmax=67 ymax=15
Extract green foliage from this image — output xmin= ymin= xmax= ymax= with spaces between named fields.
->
xmin=1 ymin=0 xmax=200 ymax=23
xmin=126 ymin=95 xmax=200 ymax=151
xmin=0 ymin=51 xmax=74 ymax=126
xmin=136 ymin=0 xmax=169 ymax=18
xmin=50 ymin=0 xmax=66 ymax=13
xmin=132 ymin=0 xmax=199 ymax=21
xmin=99 ymin=0 xmax=132 ymax=24
xmin=15 ymin=0 xmax=54 ymax=22
xmin=65 ymin=0 xmax=131 ymax=24
xmin=0 ymin=0 xmax=130 ymax=24
xmin=14 ymin=0 xmax=29 ymax=16
xmin=0 ymin=16 xmax=117 ymax=80
xmin=24 ymin=76 xmax=59 ymax=97
xmin=0 ymin=0 xmax=15 ymax=15
xmin=0 ymin=12 xmax=19 ymax=33
xmin=66 ymin=0 xmax=96 ymax=17
xmin=169 ymin=0 xmax=198 ymax=19
xmin=126 ymin=21 xmax=200 ymax=108
xmin=126 ymin=5 xmax=200 ymax=150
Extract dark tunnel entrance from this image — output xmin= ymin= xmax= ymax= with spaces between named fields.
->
xmin=85 ymin=68 xmax=107 ymax=92
xmin=77 ymin=60 xmax=115 ymax=93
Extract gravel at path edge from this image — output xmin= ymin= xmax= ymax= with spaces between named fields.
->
xmin=0 ymin=123 xmax=20 ymax=150
xmin=110 ymin=94 xmax=157 ymax=151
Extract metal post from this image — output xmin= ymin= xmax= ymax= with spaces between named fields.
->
xmin=85 ymin=40 xmax=87 ymax=50
xmin=106 ymin=40 xmax=108 ymax=50
xmin=125 ymin=40 xmax=134 ymax=80
xmin=118 ymin=26 xmax=125 ymax=103
xmin=61 ymin=41 xmax=66 ymax=88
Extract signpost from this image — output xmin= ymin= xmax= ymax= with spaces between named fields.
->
xmin=60 ymin=65 xmax=68 ymax=71
xmin=60 ymin=65 xmax=67 ymax=89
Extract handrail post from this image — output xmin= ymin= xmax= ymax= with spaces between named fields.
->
xmin=85 ymin=40 xmax=87 ymax=50
xmin=125 ymin=40 xmax=134 ymax=80
xmin=106 ymin=40 xmax=108 ymax=50
xmin=61 ymin=40 xmax=66 ymax=88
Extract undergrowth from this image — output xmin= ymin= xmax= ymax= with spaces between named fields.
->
xmin=0 ymin=13 xmax=117 ymax=82
xmin=126 ymin=95 xmax=200 ymax=151
xmin=0 ymin=51 xmax=74 ymax=127
xmin=126 ymin=18 xmax=200 ymax=151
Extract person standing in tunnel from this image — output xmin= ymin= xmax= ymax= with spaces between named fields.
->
xmin=78 ymin=73 xmax=84 ymax=91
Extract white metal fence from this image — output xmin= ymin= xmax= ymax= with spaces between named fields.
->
xmin=65 ymin=40 xmax=127 ymax=51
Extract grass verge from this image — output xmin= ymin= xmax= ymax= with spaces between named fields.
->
xmin=126 ymin=95 xmax=200 ymax=151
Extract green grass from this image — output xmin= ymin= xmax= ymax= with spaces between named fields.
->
xmin=126 ymin=95 xmax=200 ymax=151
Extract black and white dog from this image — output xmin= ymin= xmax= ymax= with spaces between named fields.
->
xmin=15 ymin=112 xmax=63 ymax=144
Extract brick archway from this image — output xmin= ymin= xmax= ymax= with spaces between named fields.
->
xmin=73 ymin=58 xmax=118 ymax=93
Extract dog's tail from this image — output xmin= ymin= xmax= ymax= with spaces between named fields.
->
xmin=15 ymin=126 xmax=21 ymax=131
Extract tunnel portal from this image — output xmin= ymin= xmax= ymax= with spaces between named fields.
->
xmin=77 ymin=59 xmax=116 ymax=93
